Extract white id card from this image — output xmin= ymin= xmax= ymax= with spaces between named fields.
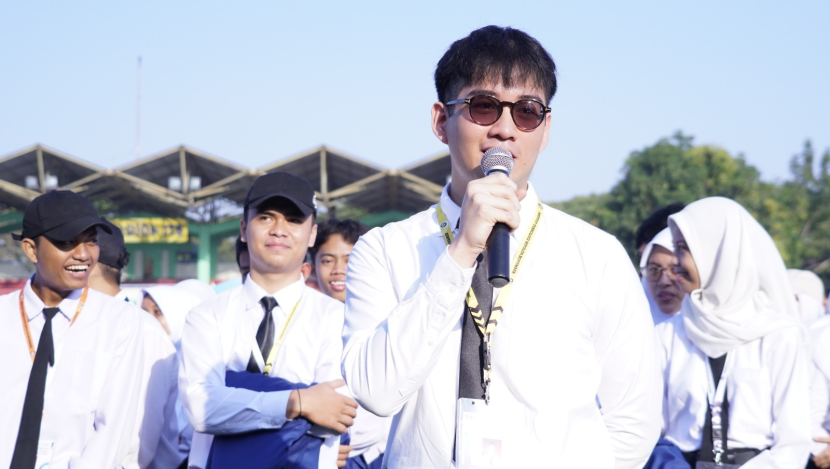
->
xmin=455 ymin=398 xmax=505 ymax=469
xmin=35 ymin=439 xmax=54 ymax=469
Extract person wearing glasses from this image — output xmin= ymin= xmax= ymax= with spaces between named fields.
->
xmin=640 ymin=228 xmax=684 ymax=325
xmin=341 ymin=26 xmax=660 ymax=468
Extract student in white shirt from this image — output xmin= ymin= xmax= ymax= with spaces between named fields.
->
xmin=311 ymin=218 xmax=391 ymax=469
xmin=0 ymin=190 xmax=145 ymax=468
xmin=640 ymin=228 xmax=683 ymax=325
xmin=87 ymin=219 xmax=184 ymax=469
xmin=341 ymin=26 xmax=660 ymax=469
xmin=789 ymin=269 xmax=827 ymax=324
xmin=657 ymin=196 xmax=811 ymax=468
xmin=179 ymin=172 xmax=357 ymax=469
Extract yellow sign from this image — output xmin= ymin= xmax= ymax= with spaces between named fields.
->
xmin=113 ymin=218 xmax=189 ymax=244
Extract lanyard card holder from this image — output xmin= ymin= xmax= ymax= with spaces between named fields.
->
xmin=455 ymin=398 xmax=505 ymax=469
xmin=697 ymin=355 xmax=741 ymax=468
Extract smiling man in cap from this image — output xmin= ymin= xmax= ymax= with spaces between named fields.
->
xmin=0 ymin=190 xmax=146 ymax=468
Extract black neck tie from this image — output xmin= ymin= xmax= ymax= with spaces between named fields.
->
xmin=10 ymin=307 xmax=60 ymax=469
xmin=247 ymin=297 xmax=278 ymax=373
xmin=458 ymin=253 xmax=492 ymax=400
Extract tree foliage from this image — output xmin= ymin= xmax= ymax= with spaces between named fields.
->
xmin=551 ymin=132 xmax=830 ymax=291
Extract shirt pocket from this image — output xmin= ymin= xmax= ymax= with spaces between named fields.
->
xmin=728 ymin=367 xmax=772 ymax=435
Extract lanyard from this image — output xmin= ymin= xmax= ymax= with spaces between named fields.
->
xmin=705 ymin=355 xmax=732 ymax=464
xmin=18 ymin=287 xmax=89 ymax=363
xmin=436 ymin=198 xmax=544 ymax=402
xmin=252 ymin=297 xmax=302 ymax=376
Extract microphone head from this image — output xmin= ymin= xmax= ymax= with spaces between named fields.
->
xmin=481 ymin=147 xmax=514 ymax=176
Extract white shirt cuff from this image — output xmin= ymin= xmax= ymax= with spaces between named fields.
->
xmin=262 ymin=389 xmax=292 ymax=427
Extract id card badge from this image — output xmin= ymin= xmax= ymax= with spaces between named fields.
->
xmin=34 ymin=439 xmax=54 ymax=469
xmin=455 ymin=398 xmax=505 ymax=469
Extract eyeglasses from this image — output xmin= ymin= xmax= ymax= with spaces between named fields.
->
xmin=642 ymin=265 xmax=677 ymax=281
xmin=445 ymin=95 xmax=551 ymax=131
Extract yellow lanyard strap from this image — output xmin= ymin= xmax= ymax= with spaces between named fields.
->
xmin=262 ymin=298 xmax=302 ymax=375
xmin=18 ymin=287 xmax=89 ymax=363
xmin=435 ymin=199 xmax=543 ymax=337
xmin=436 ymin=199 xmax=543 ymax=394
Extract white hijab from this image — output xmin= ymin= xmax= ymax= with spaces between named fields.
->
xmin=143 ymin=285 xmax=202 ymax=348
xmin=176 ymin=279 xmax=217 ymax=300
xmin=639 ymin=228 xmax=680 ymax=325
xmin=668 ymin=197 xmax=804 ymax=358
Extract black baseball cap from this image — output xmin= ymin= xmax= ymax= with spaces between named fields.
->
xmin=97 ymin=218 xmax=130 ymax=270
xmin=244 ymin=172 xmax=317 ymax=218
xmin=12 ymin=190 xmax=113 ymax=242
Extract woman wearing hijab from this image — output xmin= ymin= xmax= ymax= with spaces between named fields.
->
xmin=640 ymin=228 xmax=684 ymax=325
xmin=142 ymin=285 xmax=203 ymax=468
xmin=656 ymin=197 xmax=811 ymax=468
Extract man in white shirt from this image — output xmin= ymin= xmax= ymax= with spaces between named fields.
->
xmin=0 ymin=190 xmax=145 ymax=468
xmin=87 ymin=219 xmax=183 ymax=469
xmin=179 ymin=172 xmax=358 ymax=468
xmin=341 ymin=26 xmax=660 ymax=468
xmin=311 ymin=218 xmax=390 ymax=469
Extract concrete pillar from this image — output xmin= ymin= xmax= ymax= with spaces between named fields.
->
xmin=196 ymin=227 xmax=212 ymax=283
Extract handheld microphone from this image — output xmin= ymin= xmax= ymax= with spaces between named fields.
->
xmin=481 ymin=147 xmax=514 ymax=288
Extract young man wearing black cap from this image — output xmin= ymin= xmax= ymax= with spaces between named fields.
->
xmin=179 ymin=172 xmax=357 ymax=468
xmin=87 ymin=219 xmax=185 ymax=469
xmin=0 ymin=190 xmax=145 ymax=468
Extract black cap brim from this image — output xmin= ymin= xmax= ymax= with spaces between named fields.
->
xmin=41 ymin=216 xmax=113 ymax=242
xmin=247 ymin=194 xmax=314 ymax=218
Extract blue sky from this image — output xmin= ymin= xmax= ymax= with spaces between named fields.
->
xmin=1 ymin=1 xmax=827 ymax=202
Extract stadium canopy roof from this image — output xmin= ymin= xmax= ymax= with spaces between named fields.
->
xmin=0 ymin=144 xmax=453 ymax=223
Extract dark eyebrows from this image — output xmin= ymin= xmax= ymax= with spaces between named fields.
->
xmin=462 ymin=88 xmax=545 ymax=104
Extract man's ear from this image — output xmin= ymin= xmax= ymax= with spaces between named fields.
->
xmin=239 ymin=218 xmax=247 ymax=243
xmin=307 ymin=223 xmax=318 ymax=248
xmin=431 ymin=102 xmax=450 ymax=145
xmin=538 ymin=111 xmax=552 ymax=153
xmin=21 ymin=238 xmax=38 ymax=265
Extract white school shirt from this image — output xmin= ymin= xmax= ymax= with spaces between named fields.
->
xmin=656 ymin=314 xmax=811 ymax=468
xmin=809 ymin=315 xmax=830 ymax=456
xmin=119 ymin=310 xmax=182 ymax=469
xmin=0 ymin=278 xmax=145 ymax=469
xmin=341 ymin=183 xmax=661 ymax=469
xmin=179 ymin=275 xmax=345 ymax=469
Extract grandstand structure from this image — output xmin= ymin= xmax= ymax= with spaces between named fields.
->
xmin=0 ymin=144 xmax=451 ymax=283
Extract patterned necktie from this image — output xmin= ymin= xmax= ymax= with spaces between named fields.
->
xmin=458 ymin=253 xmax=492 ymax=400
xmin=247 ymin=297 xmax=278 ymax=373
xmin=10 ymin=307 xmax=60 ymax=469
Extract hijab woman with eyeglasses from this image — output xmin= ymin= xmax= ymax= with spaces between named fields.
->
xmin=640 ymin=228 xmax=684 ymax=325
xmin=655 ymin=197 xmax=811 ymax=468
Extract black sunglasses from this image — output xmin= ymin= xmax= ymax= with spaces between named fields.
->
xmin=445 ymin=95 xmax=551 ymax=130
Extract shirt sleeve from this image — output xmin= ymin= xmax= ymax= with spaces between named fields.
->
xmin=341 ymin=234 xmax=474 ymax=417
xmin=179 ymin=300 xmax=291 ymax=435
xmin=809 ymin=363 xmax=830 ymax=456
xmin=742 ymin=329 xmax=812 ymax=469
xmin=75 ymin=307 xmax=146 ymax=468
xmin=591 ymin=241 xmax=662 ymax=469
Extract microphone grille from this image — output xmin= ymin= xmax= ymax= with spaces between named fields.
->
xmin=481 ymin=147 xmax=514 ymax=176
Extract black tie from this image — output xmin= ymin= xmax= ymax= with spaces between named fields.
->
xmin=247 ymin=297 xmax=278 ymax=373
xmin=458 ymin=253 xmax=492 ymax=400
xmin=10 ymin=307 xmax=60 ymax=469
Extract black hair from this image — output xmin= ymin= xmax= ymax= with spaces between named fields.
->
xmin=435 ymin=26 xmax=558 ymax=106
xmin=235 ymin=236 xmax=248 ymax=267
xmin=309 ymin=218 xmax=368 ymax=260
xmin=635 ymin=203 xmax=686 ymax=250
xmin=99 ymin=263 xmax=122 ymax=287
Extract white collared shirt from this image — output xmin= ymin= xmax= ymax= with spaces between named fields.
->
xmin=179 ymin=275 xmax=345 ymax=469
xmin=341 ymin=183 xmax=661 ymax=469
xmin=808 ymin=315 xmax=830 ymax=456
xmin=656 ymin=314 xmax=811 ymax=468
xmin=0 ymin=277 xmax=145 ymax=469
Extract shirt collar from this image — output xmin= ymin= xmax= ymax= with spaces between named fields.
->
xmin=437 ymin=182 xmax=541 ymax=240
xmin=23 ymin=275 xmax=84 ymax=321
xmin=243 ymin=272 xmax=306 ymax=312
